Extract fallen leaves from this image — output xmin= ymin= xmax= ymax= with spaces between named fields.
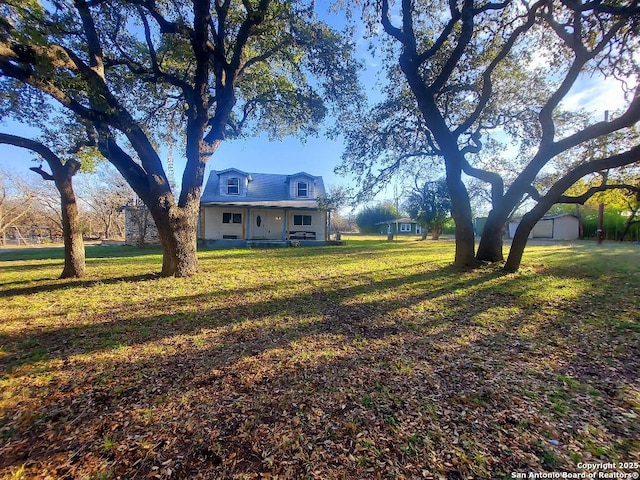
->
xmin=1 ymin=240 xmax=639 ymax=478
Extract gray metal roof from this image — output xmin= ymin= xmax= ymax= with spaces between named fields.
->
xmin=375 ymin=218 xmax=417 ymax=225
xmin=510 ymin=213 xmax=580 ymax=222
xmin=200 ymin=170 xmax=326 ymax=205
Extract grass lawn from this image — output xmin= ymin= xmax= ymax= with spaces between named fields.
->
xmin=0 ymin=237 xmax=638 ymax=479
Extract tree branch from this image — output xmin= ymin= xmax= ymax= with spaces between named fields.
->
xmin=381 ymin=0 xmax=405 ymax=43
xmin=432 ymin=0 xmax=476 ymax=92
xmin=29 ymin=166 xmax=56 ymax=181
xmin=540 ymin=145 xmax=640 ymax=206
xmin=558 ymin=183 xmax=640 ymax=205
xmin=454 ymin=0 xmax=544 ymax=137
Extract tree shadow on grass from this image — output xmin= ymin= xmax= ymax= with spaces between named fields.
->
xmin=0 ymin=273 xmax=160 ymax=298
xmin=2 ymin=261 xmax=637 ymax=478
xmin=0 ymin=265 xmax=504 ymax=372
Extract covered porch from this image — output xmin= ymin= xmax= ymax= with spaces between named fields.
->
xmin=198 ymin=202 xmax=329 ymax=247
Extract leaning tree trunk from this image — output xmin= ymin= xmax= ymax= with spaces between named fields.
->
xmin=619 ymin=217 xmax=638 ymax=241
xmin=619 ymin=194 xmax=639 ymax=241
xmin=57 ymin=177 xmax=85 ymax=278
xmin=503 ymin=202 xmax=550 ymax=272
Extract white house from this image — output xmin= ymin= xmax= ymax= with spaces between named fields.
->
xmin=508 ymin=213 xmax=580 ymax=240
xmin=198 ymin=169 xmax=329 ymax=247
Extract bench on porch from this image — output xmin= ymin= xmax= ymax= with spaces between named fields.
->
xmin=289 ymin=231 xmax=316 ymax=240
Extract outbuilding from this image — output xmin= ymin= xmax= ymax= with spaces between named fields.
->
xmin=508 ymin=213 xmax=580 ymax=240
xmin=375 ymin=218 xmax=422 ymax=236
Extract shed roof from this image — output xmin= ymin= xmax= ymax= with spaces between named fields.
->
xmin=375 ymin=218 xmax=417 ymax=225
xmin=510 ymin=213 xmax=580 ymax=223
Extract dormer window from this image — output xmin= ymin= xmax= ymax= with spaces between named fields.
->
xmin=227 ymin=178 xmax=240 ymax=195
xmin=297 ymin=182 xmax=308 ymax=197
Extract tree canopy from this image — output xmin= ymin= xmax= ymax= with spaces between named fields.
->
xmin=404 ymin=177 xmax=451 ymax=239
xmin=355 ymin=201 xmax=400 ymax=233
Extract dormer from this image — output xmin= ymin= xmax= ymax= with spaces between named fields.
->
xmin=217 ymin=168 xmax=251 ymax=197
xmin=287 ymin=172 xmax=319 ymax=199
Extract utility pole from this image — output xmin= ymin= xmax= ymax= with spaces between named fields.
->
xmin=394 ymin=183 xmax=400 ymax=242
xmin=597 ymin=111 xmax=609 ymax=245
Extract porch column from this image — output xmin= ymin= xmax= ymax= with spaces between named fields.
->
xmin=327 ymin=210 xmax=331 ymax=241
xmin=282 ymin=208 xmax=289 ymax=240
xmin=244 ymin=207 xmax=251 ymax=240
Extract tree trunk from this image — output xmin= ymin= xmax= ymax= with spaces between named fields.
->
xmin=58 ymin=178 xmax=85 ymax=278
xmin=476 ymin=211 xmax=505 ymax=262
xmin=397 ymin=53 xmax=476 ymax=267
xmin=150 ymin=200 xmax=200 ymax=277
xmin=619 ymin=209 xmax=638 ymax=241
xmin=446 ymin=169 xmax=476 ymax=267
xmin=504 ymin=203 xmax=549 ymax=272
xmin=0 ymin=134 xmax=85 ymax=276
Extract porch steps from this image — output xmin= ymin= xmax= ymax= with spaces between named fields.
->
xmin=247 ymin=240 xmax=289 ymax=248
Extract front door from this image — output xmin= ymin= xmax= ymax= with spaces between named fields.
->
xmin=251 ymin=209 xmax=267 ymax=239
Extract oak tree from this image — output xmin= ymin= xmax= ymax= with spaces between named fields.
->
xmin=0 ymin=0 xmax=362 ymax=276
xmin=404 ymin=178 xmax=451 ymax=240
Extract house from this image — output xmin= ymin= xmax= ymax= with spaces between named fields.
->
xmin=508 ymin=213 xmax=580 ymax=240
xmin=199 ymin=169 xmax=329 ymax=247
xmin=375 ymin=218 xmax=422 ymax=235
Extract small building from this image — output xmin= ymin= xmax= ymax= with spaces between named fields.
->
xmin=508 ymin=213 xmax=580 ymax=240
xmin=375 ymin=218 xmax=422 ymax=235
xmin=122 ymin=205 xmax=159 ymax=245
xmin=198 ymin=169 xmax=330 ymax=247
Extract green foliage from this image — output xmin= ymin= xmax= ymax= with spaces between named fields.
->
xmin=355 ymin=201 xmax=399 ymax=233
xmin=404 ymin=178 xmax=451 ymax=235
xmin=0 ymin=0 xmax=362 ymax=186
xmin=549 ymin=175 xmax=640 ymax=241
xmin=582 ymin=207 xmax=640 ymax=241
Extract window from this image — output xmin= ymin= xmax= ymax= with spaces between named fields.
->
xmin=227 ymin=178 xmax=240 ymax=195
xmin=297 ymin=182 xmax=308 ymax=197
xmin=223 ymin=212 xmax=242 ymax=224
xmin=293 ymin=214 xmax=312 ymax=226
xmin=400 ymin=223 xmax=411 ymax=232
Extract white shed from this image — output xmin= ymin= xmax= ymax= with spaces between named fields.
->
xmin=508 ymin=213 xmax=580 ymax=240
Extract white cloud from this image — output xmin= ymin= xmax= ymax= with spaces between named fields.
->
xmin=561 ymin=74 xmax=635 ymax=115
